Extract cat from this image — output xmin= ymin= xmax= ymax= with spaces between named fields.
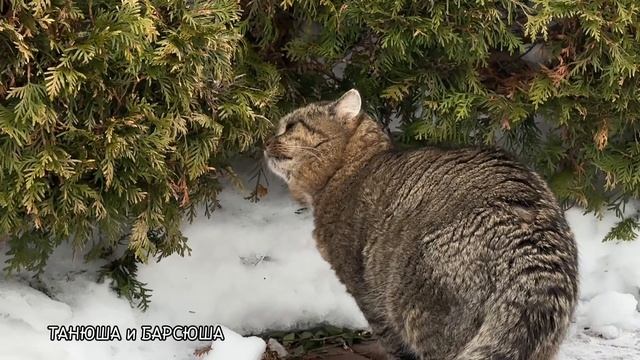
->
xmin=264 ymin=89 xmax=578 ymax=360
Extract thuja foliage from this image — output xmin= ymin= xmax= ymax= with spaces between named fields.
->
xmin=0 ymin=0 xmax=280 ymax=289
xmin=243 ymin=0 xmax=640 ymax=240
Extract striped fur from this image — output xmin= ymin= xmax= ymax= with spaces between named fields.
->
xmin=264 ymin=90 xmax=578 ymax=360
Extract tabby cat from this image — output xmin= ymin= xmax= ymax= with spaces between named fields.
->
xmin=264 ymin=89 xmax=578 ymax=360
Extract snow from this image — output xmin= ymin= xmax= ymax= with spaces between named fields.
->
xmin=581 ymin=292 xmax=640 ymax=337
xmin=0 ymin=281 xmax=72 ymax=360
xmin=1 ymin=168 xmax=639 ymax=360
xmin=137 ymin=181 xmax=365 ymax=333
xmin=205 ymin=326 xmax=265 ymax=360
xmin=567 ymin=208 xmax=640 ymax=303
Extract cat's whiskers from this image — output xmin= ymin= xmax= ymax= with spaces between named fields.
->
xmin=273 ymin=144 xmax=323 ymax=162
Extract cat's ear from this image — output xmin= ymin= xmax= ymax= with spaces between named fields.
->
xmin=333 ymin=89 xmax=361 ymax=121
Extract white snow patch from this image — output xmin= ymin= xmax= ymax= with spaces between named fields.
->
xmin=204 ymin=325 xmax=265 ymax=360
xmin=580 ymin=292 xmax=640 ymax=338
xmin=0 ymin=281 xmax=72 ymax=360
xmin=136 ymin=180 xmax=366 ymax=334
xmin=566 ymin=208 xmax=640 ymax=301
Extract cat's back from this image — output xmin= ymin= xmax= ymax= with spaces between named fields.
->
xmin=314 ymin=144 xmax=575 ymax=282
xmin=344 ymin=146 xmax=553 ymax=223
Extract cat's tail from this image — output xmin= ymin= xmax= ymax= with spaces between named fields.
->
xmin=454 ymin=277 xmax=576 ymax=360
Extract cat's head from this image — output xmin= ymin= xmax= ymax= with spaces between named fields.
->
xmin=264 ymin=89 xmax=364 ymax=202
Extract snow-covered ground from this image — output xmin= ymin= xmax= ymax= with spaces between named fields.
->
xmin=1 ymin=169 xmax=639 ymax=360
